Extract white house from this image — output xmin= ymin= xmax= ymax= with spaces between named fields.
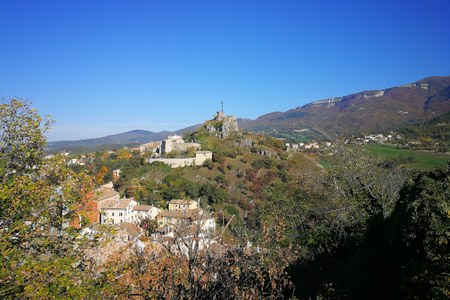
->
xmin=100 ymin=198 xmax=137 ymax=224
xmin=131 ymin=205 xmax=161 ymax=225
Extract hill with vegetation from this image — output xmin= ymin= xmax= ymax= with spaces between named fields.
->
xmin=3 ymin=98 xmax=449 ymax=299
xmin=241 ymin=76 xmax=450 ymax=141
xmin=396 ymin=110 xmax=450 ymax=152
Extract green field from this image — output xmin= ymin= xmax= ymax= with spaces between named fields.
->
xmin=366 ymin=144 xmax=450 ymax=170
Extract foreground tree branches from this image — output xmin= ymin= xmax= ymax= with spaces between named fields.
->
xmin=0 ymin=99 xmax=95 ymax=298
xmin=259 ymin=145 xmax=449 ymax=299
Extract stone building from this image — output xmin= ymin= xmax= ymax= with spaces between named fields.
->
xmin=160 ymin=135 xmax=200 ymax=154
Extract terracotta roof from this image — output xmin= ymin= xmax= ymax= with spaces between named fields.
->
xmin=169 ymin=199 xmax=195 ymax=205
xmin=133 ymin=205 xmax=155 ymax=211
xmin=94 ymin=187 xmax=119 ymax=201
xmin=118 ymin=222 xmax=140 ymax=237
xmin=101 ymin=198 xmax=133 ymax=209
xmin=157 ymin=209 xmax=199 ymax=219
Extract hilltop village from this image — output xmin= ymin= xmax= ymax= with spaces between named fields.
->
xmin=64 ymin=106 xmax=440 ymax=256
xmin=65 ymin=110 xmax=243 ymax=258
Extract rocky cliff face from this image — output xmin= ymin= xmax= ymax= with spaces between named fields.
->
xmin=205 ymin=111 xmax=239 ymax=138
xmin=241 ymin=76 xmax=450 ymax=137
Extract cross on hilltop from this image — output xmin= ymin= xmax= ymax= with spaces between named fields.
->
xmin=220 ymin=100 xmax=224 ymax=113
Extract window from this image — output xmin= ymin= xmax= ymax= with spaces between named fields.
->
xmin=119 ymin=212 xmax=123 ymax=216
xmin=112 ymin=212 xmax=114 ymax=216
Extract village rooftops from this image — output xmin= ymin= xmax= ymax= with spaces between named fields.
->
xmin=133 ymin=205 xmax=154 ymax=211
xmin=157 ymin=209 xmax=201 ymax=219
xmin=101 ymin=198 xmax=134 ymax=209
xmin=94 ymin=187 xmax=119 ymax=202
xmin=118 ymin=222 xmax=140 ymax=237
xmin=168 ymin=199 xmax=199 ymax=211
xmin=169 ymin=199 xmax=196 ymax=205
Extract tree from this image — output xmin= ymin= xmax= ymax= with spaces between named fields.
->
xmin=0 ymin=99 xmax=95 ymax=298
xmin=0 ymin=98 xmax=51 ymax=182
xmin=387 ymin=163 xmax=450 ymax=299
xmin=95 ymin=165 xmax=109 ymax=185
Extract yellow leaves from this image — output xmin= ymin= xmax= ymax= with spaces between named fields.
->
xmin=116 ymin=149 xmax=132 ymax=160
xmin=95 ymin=165 xmax=109 ymax=185
xmin=231 ymin=265 xmax=241 ymax=279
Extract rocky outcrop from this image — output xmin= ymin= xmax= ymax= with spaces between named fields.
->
xmin=258 ymin=148 xmax=280 ymax=159
xmin=205 ymin=111 xmax=239 ymax=138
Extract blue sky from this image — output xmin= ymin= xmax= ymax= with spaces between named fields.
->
xmin=1 ymin=0 xmax=449 ymax=141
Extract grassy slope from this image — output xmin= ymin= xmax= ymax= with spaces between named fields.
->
xmin=366 ymin=144 xmax=450 ymax=170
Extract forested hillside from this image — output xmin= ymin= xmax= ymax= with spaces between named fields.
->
xmin=397 ymin=110 xmax=450 ymax=151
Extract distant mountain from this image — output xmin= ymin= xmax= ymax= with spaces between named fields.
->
xmin=241 ymin=76 xmax=450 ymax=140
xmin=46 ymin=125 xmax=201 ymax=153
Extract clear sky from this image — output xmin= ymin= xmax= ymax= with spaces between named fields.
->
xmin=1 ymin=0 xmax=449 ymax=141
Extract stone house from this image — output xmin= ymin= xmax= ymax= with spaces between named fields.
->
xmin=116 ymin=222 xmax=141 ymax=242
xmin=168 ymin=199 xmax=199 ymax=211
xmin=139 ymin=141 xmax=162 ymax=156
xmin=156 ymin=209 xmax=200 ymax=228
xmin=160 ymin=135 xmax=200 ymax=154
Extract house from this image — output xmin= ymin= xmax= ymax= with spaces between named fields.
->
xmin=131 ymin=205 xmax=161 ymax=225
xmin=94 ymin=183 xmax=120 ymax=205
xmin=100 ymin=198 xmax=137 ymax=224
xmin=116 ymin=222 xmax=141 ymax=242
xmin=168 ymin=199 xmax=199 ymax=211
xmin=71 ymin=183 xmax=118 ymax=228
xmin=156 ymin=209 xmax=201 ymax=228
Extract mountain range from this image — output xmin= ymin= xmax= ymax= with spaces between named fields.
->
xmin=46 ymin=76 xmax=450 ymax=152
xmin=240 ymin=76 xmax=450 ymax=139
